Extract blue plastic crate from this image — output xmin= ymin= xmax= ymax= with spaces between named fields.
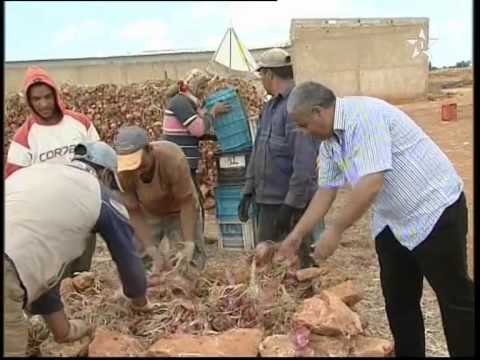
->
xmin=214 ymin=185 xmax=242 ymax=222
xmin=218 ymin=223 xmax=245 ymax=249
xmin=205 ymin=88 xmax=252 ymax=153
xmin=218 ymin=221 xmax=255 ymax=250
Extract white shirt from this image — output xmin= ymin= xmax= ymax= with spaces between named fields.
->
xmin=318 ymin=97 xmax=463 ymax=250
xmin=6 ymin=112 xmax=99 ymax=169
xmin=5 ymin=163 xmax=102 ymax=304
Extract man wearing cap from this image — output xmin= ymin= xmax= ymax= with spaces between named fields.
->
xmin=238 ymin=48 xmax=321 ymax=268
xmin=113 ymin=125 xmax=207 ymax=274
xmin=4 ymin=141 xmax=152 ymax=357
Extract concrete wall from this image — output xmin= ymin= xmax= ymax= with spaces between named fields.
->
xmin=5 ymin=17 xmax=430 ymax=100
xmin=4 ymin=46 xmax=286 ymax=94
xmin=290 ymin=18 xmax=429 ymax=100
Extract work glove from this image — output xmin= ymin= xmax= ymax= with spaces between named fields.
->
xmin=173 ymin=241 xmax=196 ymax=266
xmin=238 ymin=194 xmax=253 ymax=222
xmin=275 ymin=204 xmax=296 ymax=237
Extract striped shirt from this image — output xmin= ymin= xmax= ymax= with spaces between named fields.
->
xmin=318 ymin=96 xmax=463 ymax=250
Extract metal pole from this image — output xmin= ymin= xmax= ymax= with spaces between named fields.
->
xmin=229 ymin=27 xmax=232 ymax=70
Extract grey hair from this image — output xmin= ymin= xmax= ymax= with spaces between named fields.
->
xmin=287 ymin=81 xmax=336 ymax=114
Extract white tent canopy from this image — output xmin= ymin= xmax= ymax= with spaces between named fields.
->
xmin=207 ymin=27 xmax=258 ymax=78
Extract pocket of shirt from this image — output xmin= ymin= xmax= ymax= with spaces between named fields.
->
xmin=269 ymin=135 xmax=290 ymax=156
xmin=269 ymin=135 xmax=292 ymax=174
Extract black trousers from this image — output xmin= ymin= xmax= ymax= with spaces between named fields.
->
xmin=256 ymin=203 xmax=315 ymax=268
xmin=375 ymin=192 xmax=474 ymax=357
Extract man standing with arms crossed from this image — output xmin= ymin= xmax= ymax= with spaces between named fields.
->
xmin=5 ymin=67 xmax=100 ymax=277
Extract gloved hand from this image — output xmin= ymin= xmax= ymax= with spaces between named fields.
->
xmin=275 ymin=204 xmax=296 ymax=237
xmin=173 ymin=241 xmax=195 ymax=266
xmin=238 ymin=194 xmax=253 ymax=222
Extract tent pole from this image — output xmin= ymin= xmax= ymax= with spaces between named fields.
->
xmin=232 ymin=27 xmax=253 ymax=72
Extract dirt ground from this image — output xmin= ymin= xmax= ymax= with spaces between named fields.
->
xmin=84 ymin=69 xmax=472 ymax=357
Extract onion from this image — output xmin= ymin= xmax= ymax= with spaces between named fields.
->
xmin=5 ymin=77 xmax=265 ymax=208
xmin=254 ymin=240 xmax=277 ymax=267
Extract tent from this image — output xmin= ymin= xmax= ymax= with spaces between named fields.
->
xmin=207 ymin=27 xmax=259 ymax=79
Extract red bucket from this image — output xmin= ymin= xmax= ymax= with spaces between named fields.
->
xmin=441 ymin=103 xmax=457 ymax=122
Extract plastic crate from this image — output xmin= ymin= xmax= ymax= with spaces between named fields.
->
xmin=218 ymin=220 xmax=255 ymax=251
xmin=216 ymin=151 xmax=251 ymax=184
xmin=214 ymin=184 xmax=243 ymax=222
xmin=205 ymin=88 xmax=252 ymax=153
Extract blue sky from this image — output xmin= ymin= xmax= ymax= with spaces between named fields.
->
xmin=5 ymin=0 xmax=473 ymax=66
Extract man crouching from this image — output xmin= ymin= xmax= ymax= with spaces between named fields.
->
xmin=113 ymin=125 xmax=207 ymax=277
xmin=4 ymin=142 xmax=153 ymax=357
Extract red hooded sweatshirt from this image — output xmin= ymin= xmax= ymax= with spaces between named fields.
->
xmin=5 ymin=67 xmax=100 ymax=178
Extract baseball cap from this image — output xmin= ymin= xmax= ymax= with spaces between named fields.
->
xmin=113 ymin=126 xmax=149 ymax=172
xmin=256 ymin=48 xmax=292 ymax=71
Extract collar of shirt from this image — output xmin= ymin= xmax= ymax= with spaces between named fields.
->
xmin=327 ymin=97 xmax=346 ymax=145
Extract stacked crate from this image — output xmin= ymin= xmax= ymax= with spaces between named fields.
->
xmin=205 ymin=88 xmax=256 ymax=250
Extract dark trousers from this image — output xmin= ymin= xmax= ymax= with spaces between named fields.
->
xmin=256 ymin=203 xmax=315 ymax=268
xmin=375 ymin=192 xmax=474 ymax=357
xmin=63 ymin=233 xmax=97 ymax=278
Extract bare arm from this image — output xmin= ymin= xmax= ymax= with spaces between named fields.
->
xmin=291 ymin=186 xmax=337 ymax=243
xmin=117 ymin=190 xmax=154 ymax=252
xmin=128 ymin=208 xmax=154 ymax=252
xmin=275 ymin=186 xmax=337 ymax=263
xmin=311 ymin=173 xmax=385 ymax=261
xmin=332 ymin=172 xmax=384 ymax=232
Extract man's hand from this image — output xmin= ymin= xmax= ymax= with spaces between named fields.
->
xmin=311 ymin=225 xmax=343 ymax=263
xmin=238 ymin=194 xmax=253 ymax=222
xmin=274 ymin=231 xmax=302 ymax=265
xmin=175 ymin=241 xmax=195 ymax=264
xmin=212 ymin=102 xmax=231 ymax=118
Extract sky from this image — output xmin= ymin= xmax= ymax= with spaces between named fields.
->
xmin=5 ymin=0 xmax=473 ymax=67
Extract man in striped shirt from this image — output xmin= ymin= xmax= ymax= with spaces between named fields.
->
xmin=274 ymin=81 xmax=474 ymax=357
